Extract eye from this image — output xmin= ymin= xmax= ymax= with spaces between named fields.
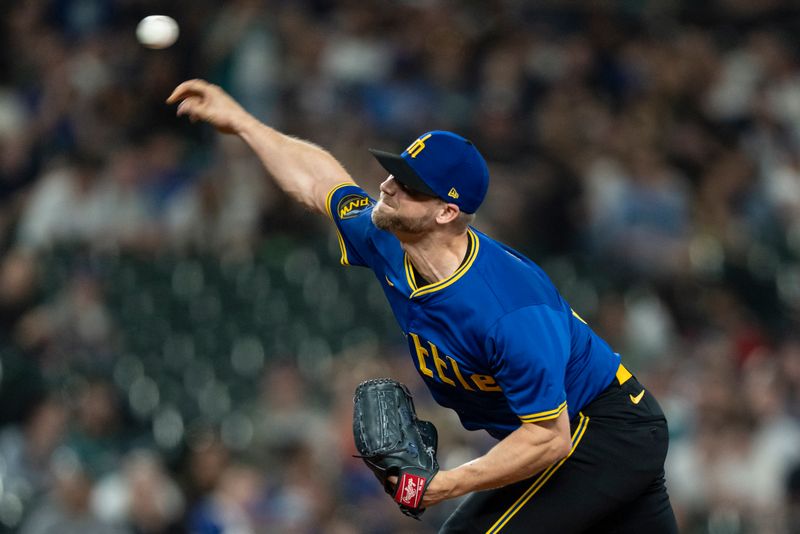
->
xmin=396 ymin=181 xmax=413 ymax=195
xmin=396 ymin=180 xmax=429 ymax=200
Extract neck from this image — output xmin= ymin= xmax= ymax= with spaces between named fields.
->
xmin=398 ymin=229 xmax=470 ymax=284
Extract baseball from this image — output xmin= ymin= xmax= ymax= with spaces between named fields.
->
xmin=136 ymin=15 xmax=179 ymax=49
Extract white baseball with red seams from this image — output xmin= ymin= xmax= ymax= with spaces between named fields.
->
xmin=136 ymin=15 xmax=179 ymax=49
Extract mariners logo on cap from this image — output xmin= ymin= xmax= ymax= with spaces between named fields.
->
xmin=406 ymin=134 xmax=432 ymax=159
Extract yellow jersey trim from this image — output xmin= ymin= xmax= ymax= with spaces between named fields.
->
xmin=324 ymin=182 xmax=357 ymax=266
xmin=324 ymin=182 xmax=354 ymax=219
xmin=518 ymin=401 xmax=568 ymax=423
xmin=404 ymin=253 xmax=418 ymax=291
xmin=616 ymin=363 xmax=632 ymax=386
xmin=404 ymin=229 xmax=479 ymax=298
xmin=486 ymin=413 xmax=590 ymax=534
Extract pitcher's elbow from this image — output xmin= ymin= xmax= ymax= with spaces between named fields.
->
xmin=551 ymin=434 xmax=572 ymax=462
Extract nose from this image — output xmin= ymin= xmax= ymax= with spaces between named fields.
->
xmin=379 ymin=175 xmax=396 ymax=194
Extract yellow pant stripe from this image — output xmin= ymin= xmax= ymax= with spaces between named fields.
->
xmin=485 ymin=413 xmax=590 ymax=534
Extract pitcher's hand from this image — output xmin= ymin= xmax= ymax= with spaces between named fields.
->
xmin=388 ymin=472 xmax=452 ymax=508
xmin=167 ymin=79 xmax=252 ymax=134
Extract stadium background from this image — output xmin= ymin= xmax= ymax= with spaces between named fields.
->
xmin=0 ymin=0 xmax=799 ymax=532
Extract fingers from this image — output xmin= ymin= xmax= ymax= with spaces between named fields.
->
xmin=170 ymin=80 xmax=211 ymax=122
xmin=166 ymin=78 xmax=210 ymax=105
xmin=168 ymin=79 xmax=239 ymax=133
xmin=175 ymin=97 xmax=201 ymax=118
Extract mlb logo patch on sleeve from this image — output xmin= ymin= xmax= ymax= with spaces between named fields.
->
xmin=337 ymin=194 xmax=373 ymax=219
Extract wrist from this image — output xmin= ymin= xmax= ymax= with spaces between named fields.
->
xmin=234 ymin=113 xmax=262 ymax=137
xmin=431 ymin=469 xmax=460 ymax=501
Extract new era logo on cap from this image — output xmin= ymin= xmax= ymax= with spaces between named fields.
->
xmin=369 ymin=131 xmax=490 ymax=214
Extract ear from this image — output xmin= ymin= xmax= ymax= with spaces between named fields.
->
xmin=435 ymin=203 xmax=461 ymax=225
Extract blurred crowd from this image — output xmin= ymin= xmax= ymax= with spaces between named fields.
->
xmin=1 ymin=0 xmax=800 ymax=532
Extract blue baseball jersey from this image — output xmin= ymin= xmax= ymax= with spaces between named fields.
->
xmin=327 ymin=183 xmax=620 ymax=440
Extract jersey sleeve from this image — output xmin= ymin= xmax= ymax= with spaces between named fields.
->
xmin=325 ymin=182 xmax=378 ymax=267
xmin=487 ymin=305 xmax=570 ymax=424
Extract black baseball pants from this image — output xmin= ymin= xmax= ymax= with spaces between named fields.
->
xmin=439 ymin=373 xmax=678 ymax=534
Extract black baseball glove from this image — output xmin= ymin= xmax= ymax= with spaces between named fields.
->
xmin=352 ymin=378 xmax=439 ymax=519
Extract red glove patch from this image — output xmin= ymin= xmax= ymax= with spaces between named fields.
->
xmin=394 ymin=473 xmax=427 ymax=509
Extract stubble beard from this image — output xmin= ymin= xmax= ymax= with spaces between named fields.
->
xmin=371 ymin=202 xmax=433 ymax=234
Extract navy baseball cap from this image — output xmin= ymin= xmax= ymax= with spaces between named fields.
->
xmin=369 ymin=131 xmax=490 ymax=214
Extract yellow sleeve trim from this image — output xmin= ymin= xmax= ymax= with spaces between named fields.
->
xmin=334 ymin=229 xmax=349 ymax=266
xmin=324 ymin=181 xmax=356 ymax=265
xmin=324 ymin=182 xmax=356 ymax=220
xmin=518 ymin=401 xmax=567 ymax=423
